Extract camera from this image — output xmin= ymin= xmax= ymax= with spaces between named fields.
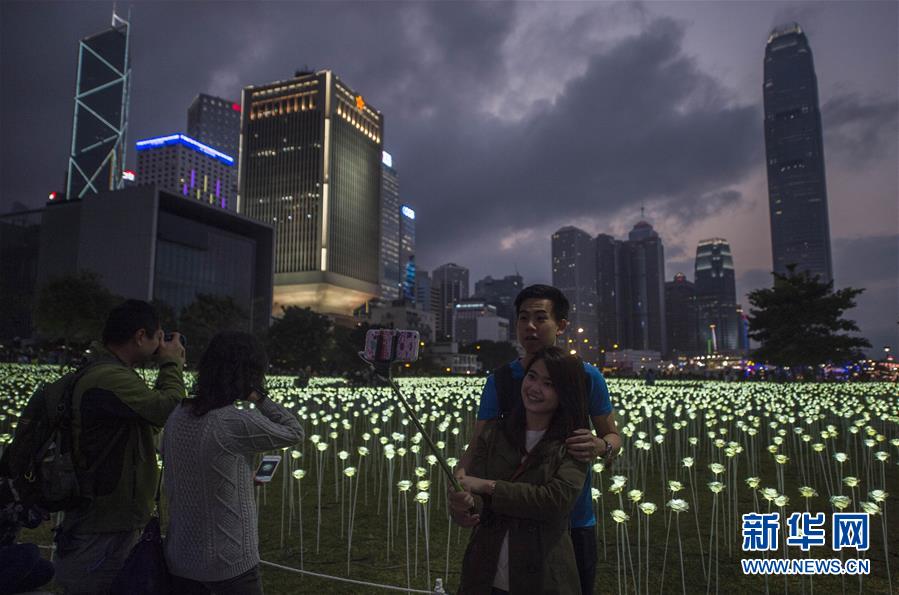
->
xmin=164 ymin=332 xmax=187 ymax=347
xmin=362 ymin=329 xmax=420 ymax=363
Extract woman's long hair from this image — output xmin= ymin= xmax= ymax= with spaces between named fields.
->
xmin=501 ymin=346 xmax=588 ymax=454
xmin=189 ymin=331 xmax=268 ymax=416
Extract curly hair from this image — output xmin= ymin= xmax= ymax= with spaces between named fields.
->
xmin=501 ymin=345 xmax=588 ymax=453
xmin=189 ymin=331 xmax=268 ymax=416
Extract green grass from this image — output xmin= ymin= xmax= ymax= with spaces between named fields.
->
xmin=4 ymin=370 xmax=897 ymax=593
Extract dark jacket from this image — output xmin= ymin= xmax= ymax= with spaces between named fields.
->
xmin=63 ymin=342 xmax=185 ymax=533
xmin=458 ymin=421 xmax=587 ymax=595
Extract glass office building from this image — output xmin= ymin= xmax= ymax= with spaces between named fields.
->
xmin=136 ymin=134 xmax=236 ymax=210
xmin=764 ymin=23 xmax=833 ymax=284
xmin=379 ymin=152 xmax=401 ymax=301
xmin=695 ymin=238 xmax=742 ymax=354
xmin=66 ymin=11 xmax=131 ymax=200
xmin=239 ymin=70 xmax=382 ymax=315
xmin=552 ymin=226 xmax=599 ymax=360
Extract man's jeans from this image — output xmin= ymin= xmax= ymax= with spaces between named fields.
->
xmin=570 ymin=526 xmax=597 ymax=595
xmin=54 ymin=529 xmax=140 ymax=594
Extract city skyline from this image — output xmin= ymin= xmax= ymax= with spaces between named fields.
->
xmin=1 ymin=2 xmax=895 ymax=352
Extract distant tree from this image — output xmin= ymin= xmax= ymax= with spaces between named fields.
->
xmin=460 ymin=340 xmax=520 ymax=372
xmin=179 ymin=293 xmax=249 ymax=363
xmin=151 ymin=299 xmax=178 ymax=332
xmin=33 ymin=271 xmax=120 ymax=348
xmin=748 ymin=266 xmax=871 ymax=368
xmin=328 ymin=322 xmax=375 ymax=374
xmin=266 ymin=306 xmax=333 ymax=374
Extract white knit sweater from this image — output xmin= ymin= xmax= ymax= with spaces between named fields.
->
xmin=162 ymin=398 xmax=303 ymax=582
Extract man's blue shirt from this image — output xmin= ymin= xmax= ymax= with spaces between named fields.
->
xmin=476 ymin=359 xmax=613 ymax=528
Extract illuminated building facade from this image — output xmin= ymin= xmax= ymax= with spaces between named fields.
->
xmin=136 ymin=134 xmax=235 ymax=210
xmin=399 ymin=204 xmax=416 ymax=301
xmin=239 ymin=70 xmax=383 ymax=316
xmin=552 ymin=226 xmax=598 ymax=360
xmin=379 ymin=151 xmax=401 ymax=302
xmin=695 ymin=238 xmax=741 ymax=354
xmin=66 ymin=11 xmax=132 ymax=200
xmin=764 ymin=23 xmax=833 ymax=284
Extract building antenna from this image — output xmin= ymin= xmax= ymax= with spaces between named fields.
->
xmin=640 ymin=201 xmax=645 ymax=221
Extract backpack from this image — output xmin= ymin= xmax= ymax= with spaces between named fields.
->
xmin=0 ymin=362 xmax=117 ymax=513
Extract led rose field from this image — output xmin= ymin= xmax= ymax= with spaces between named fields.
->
xmin=1 ymin=363 xmax=896 ymax=594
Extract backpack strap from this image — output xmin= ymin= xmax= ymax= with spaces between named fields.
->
xmin=492 ymin=363 xmax=521 ymax=420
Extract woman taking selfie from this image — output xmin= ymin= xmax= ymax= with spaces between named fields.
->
xmin=162 ymin=331 xmax=303 ymax=594
xmin=450 ymin=346 xmax=589 ymax=594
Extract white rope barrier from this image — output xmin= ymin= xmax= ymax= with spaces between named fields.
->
xmin=34 ymin=544 xmax=445 ymax=594
xmin=259 ymin=559 xmax=443 ymax=593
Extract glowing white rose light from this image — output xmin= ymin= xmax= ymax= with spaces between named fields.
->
xmin=611 ymin=509 xmax=630 ymax=523
xmin=830 ymin=495 xmax=851 ymax=510
xmin=666 ymin=499 xmax=689 ymax=513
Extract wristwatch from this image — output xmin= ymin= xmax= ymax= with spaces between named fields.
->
xmin=600 ymin=437 xmax=614 ymax=458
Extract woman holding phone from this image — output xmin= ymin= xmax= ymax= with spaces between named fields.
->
xmin=450 ymin=346 xmax=589 ymax=594
xmin=162 ymin=331 xmax=303 ymax=594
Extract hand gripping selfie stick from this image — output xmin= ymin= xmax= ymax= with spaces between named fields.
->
xmin=358 ymin=330 xmax=464 ymax=493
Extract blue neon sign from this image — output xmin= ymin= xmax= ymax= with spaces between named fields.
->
xmin=136 ymin=134 xmax=234 ymax=166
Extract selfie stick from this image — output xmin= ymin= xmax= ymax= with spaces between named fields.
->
xmin=359 ymin=354 xmax=464 ymax=493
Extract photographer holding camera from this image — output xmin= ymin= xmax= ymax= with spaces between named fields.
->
xmin=54 ymin=299 xmax=186 ymax=594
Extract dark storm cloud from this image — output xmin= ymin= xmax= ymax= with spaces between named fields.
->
xmin=833 ymin=234 xmax=899 ymax=288
xmin=399 ymin=16 xmax=761 ymax=273
xmin=832 ymin=234 xmax=899 ymax=352
xmin=822 ymin=92 xmax=899 ymax=168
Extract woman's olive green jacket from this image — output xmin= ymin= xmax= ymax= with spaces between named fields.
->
xmin=458 ymin=420 xmax=588 ymax=594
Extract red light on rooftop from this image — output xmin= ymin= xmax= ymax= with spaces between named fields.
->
xmin=48 ymin=191 xmax=57 ymax=201
xmin=232 ymin=103 xmax=241 ymax=112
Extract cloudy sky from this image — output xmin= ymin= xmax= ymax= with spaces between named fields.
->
xmin=2 ymin=1 xmax=896 ymax=354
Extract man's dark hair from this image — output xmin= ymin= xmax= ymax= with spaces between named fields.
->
xmin=189 ymin=331 xmax=268 ymax=416
xmin=102 ymin=299 xmax=161 ymax=346
xmin=514 ymin=284 xmax=570 ymax=321
xmin=501 ymin=346 xmax=588 ymax=453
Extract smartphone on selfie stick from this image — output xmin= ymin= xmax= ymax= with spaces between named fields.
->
xmin=359 ymin=329 xmax=464 ymax=493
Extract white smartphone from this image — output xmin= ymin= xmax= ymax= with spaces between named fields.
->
xmin=254 ymin=455 xmax=281 ymax=483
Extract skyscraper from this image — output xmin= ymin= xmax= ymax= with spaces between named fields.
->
xmin=592 ymin=221 xmax=667 ymax=355
xmin=379 ymin=151 xmax=401 ymax=302
xmin=399 ymin=204 xmax=416 ymax=301
xmin=764 ymin=23 xmax=833 ymax=284
xmin=595 ymin=234 xmax=622 ymax=351
xmin=65 ymin=11 xmax=132 ymax=200
xmin=239 ymin=70 xmax=383 ymax=316
xmin=621 ymin=221 xmax=666 ymax=354
xmin=474 ymin=273 xmax=523 ymax=339
xmin=665 ymin=273 xmax=698 ymax=358
xmin=552 ymin=226 xmax=598 ymax=360
xmin=187 ymin=94 xmax=241 ymax=158
xmin=187 ymin=94 xmax=241 ymax=209
xmin=433 ymin=263 xmax=469 ymax=341
xmin=695 ymin=238 xmax=741 ymax=353
xmin=135 ymin=134 xmax=236 ymax=210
